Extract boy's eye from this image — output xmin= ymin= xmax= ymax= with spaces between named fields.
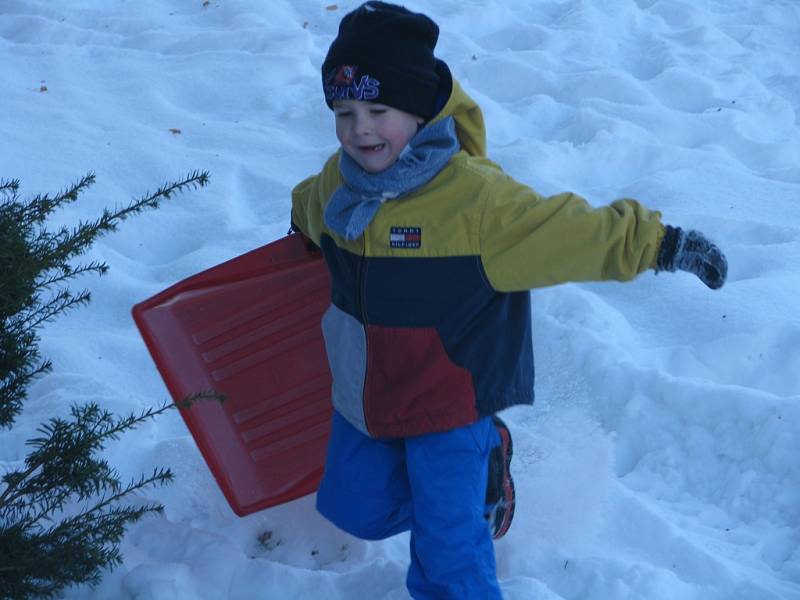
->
xmin=335 ymin=111 xmax=352 ymax=118
xmin=370 ymin=108 xmax=387 ymax=115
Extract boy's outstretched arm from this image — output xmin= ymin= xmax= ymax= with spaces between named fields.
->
xmin=479 ymin=173 xmax=728 ymax=292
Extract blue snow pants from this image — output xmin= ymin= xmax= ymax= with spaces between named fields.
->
xmin=316 ymin=410 xmax=503 ymax=599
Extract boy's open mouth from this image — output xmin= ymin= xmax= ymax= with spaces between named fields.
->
xmin=359 ymin=143 xmax=386 ymax=152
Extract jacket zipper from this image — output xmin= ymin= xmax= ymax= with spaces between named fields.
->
xmin=358 ymin=229 xmax=370 ymax=435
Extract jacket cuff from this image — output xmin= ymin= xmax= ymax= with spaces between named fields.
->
xmin=656 ymin=225 xmax=682 ymax=271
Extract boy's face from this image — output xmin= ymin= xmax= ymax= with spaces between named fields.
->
xmin=333 ymin=100 xmax=424 ymax=173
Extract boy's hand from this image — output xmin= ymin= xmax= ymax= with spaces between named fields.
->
xmin=657 ymin=226 xmax=728 ymax=289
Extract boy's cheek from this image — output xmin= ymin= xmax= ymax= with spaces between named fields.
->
xmin=334 ymin=124 xmax=349 ymax=145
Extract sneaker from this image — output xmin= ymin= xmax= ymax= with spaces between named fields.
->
xmin=485 ymin=415 xmax=515 ymax=539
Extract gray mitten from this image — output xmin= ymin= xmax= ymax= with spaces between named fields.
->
xmin=657 ymin=226 xmax=728 ymax=289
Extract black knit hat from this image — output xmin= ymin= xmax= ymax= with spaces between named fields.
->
xmin=322 ymin=1 xmax=444 ymax=120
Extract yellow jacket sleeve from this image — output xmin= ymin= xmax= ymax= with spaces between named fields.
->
xmin=480 ymin=173 xmax=665 ymax=292
xmin=291 ymin=152 xmax=343 ymax=246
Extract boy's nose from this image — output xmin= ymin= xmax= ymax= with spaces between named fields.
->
xmin=353 ymin=115 xmax=372 ymax=135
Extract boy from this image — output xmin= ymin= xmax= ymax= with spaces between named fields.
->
xmin=290 ymin=2 xmax=727 ymax=598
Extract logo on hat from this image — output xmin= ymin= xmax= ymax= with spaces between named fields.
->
xmin=333 ymin=65 xmax=358 ymax=85
xmin=325 ymin=66 xmax=381 ymax=103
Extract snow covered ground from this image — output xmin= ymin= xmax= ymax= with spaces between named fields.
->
xmin=2 ymin=0 xmax=799 ymax=598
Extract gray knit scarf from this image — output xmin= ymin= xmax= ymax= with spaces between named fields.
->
xmin=324 ymin=116 xmax=459 ymax=241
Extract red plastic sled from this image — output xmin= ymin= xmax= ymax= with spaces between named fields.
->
xmin=132 ymin=234 xmax=332 ymax=515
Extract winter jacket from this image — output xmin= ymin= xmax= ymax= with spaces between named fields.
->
xmin=291 ymin=77 xmax=665 ymax=439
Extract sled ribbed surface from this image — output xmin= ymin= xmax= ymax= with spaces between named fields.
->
xmin=132 ymin=235 xmax=332 ymax=515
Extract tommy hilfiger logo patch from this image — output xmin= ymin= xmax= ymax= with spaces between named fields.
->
xmin=390 ymin=226 xmax=422 ymax=249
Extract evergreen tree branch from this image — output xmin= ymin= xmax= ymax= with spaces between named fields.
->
xmin=82 ymin=468 xmax=173 ymax=518
xmin=33 ymin=262 xmax=108 ymax=293
xmin=20 ymin=173 xmax=96 ymax=225
xmin=0 ymin=400 xmax=196 ymax=509
xmin=176 ymin=388 xmax=226 ymax=408
xmin=0 ymin=332 xmax=48 ymax=428
xmin=5 ymin=289 xmax=91 ymax=337
xmin=35 ymin=171 xmax=210 ymax=271
xmin=0 ymin=178 xmax=20 ymax=195
xmin=1 ymin=172 xmax=211 ymax=599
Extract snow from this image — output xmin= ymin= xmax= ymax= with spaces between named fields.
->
xmin=1 ymin=0 xmax=799 ymax=598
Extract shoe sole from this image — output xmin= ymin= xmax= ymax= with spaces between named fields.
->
xmin=491 ymin=417 xmax=515 ymax=540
